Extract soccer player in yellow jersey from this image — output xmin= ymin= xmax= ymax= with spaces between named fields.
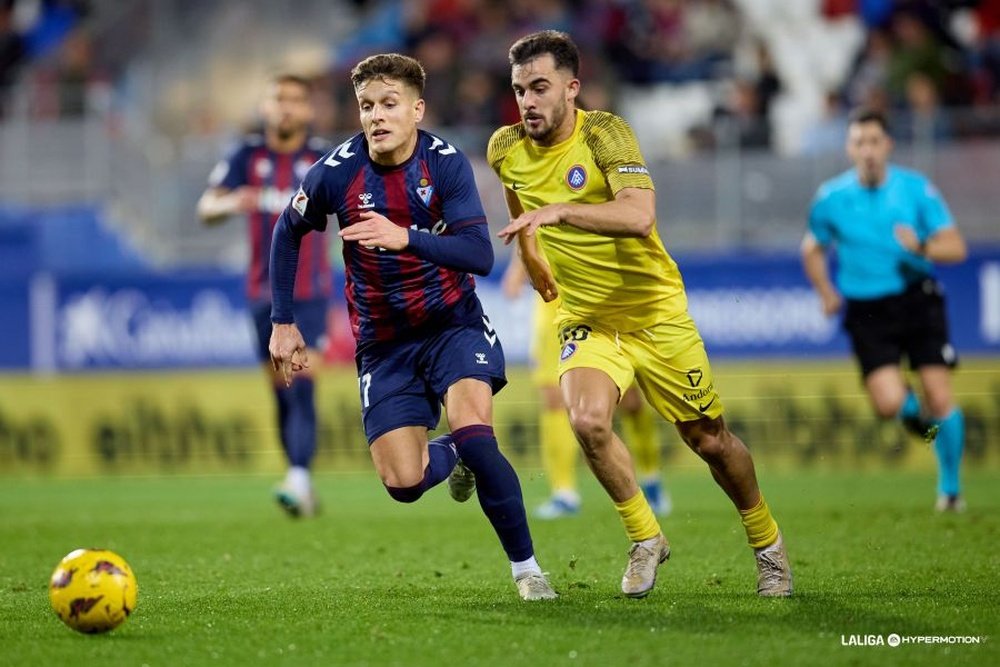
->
xmin=502 ymin=254 xmax=672 ymax=519
xmin=488 ymin=30 xmax=792 ymax=598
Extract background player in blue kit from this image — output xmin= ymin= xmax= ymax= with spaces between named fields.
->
xmin=197 ymin=74 xmax=331 ymax=518
xmin=267 ymin=53 xmax=556 ymax=600
xmin=802 ymin=108 xmax=969 ymax=512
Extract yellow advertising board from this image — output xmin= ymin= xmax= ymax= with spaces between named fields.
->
xmin=0 ymin=359 xmax=997 ymax=477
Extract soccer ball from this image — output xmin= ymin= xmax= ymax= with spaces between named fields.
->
xmin=48 ymin=548 xmax=137 ymax=633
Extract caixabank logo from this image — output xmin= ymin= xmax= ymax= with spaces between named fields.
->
xmin=56 ymin=287 xmax=255 ymax=369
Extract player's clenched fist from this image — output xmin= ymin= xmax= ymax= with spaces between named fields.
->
xmin=269 ymin=323 xmax=309 ymax=387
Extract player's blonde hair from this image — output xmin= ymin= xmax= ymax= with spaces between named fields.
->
xmin=350 ymin=53 xmax=426 ymax=95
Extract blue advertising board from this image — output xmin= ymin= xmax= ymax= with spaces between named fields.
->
xmin=0 ymin=251 xmax=996 ymax=372
xmin=35 ymin=272 xmax=257 ymax=371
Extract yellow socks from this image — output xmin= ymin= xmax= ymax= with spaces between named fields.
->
xmin=614 ymin=490 xmax=661 ymax=542
xmin=540 ymin=408 xmax=579 ymax=494
xmin=621 ymin=401 xmax=659 ymax=477
xmin=739 ymin=495 xmax=779 ymax=549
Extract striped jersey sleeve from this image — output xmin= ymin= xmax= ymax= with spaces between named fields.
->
xmin=581 ymin=111 xmax=654 ymax=194
xmin=486 ymin=124 xmax=525 ymax=175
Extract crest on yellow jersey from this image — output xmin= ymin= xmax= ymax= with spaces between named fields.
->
xmin=565 ymin=164 xmax=587 ymax=190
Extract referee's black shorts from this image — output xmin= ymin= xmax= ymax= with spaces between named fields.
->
xmin=844 ymin=278 xmax=958 ymax=378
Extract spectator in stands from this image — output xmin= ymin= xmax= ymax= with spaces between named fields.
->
xmin=845 ymin=28 xmax=893 ymax=109
xmin=0 ymin=2 xmax=23 ymax=118
xmin=407 ymin=27 xmax=457 ymax=127
xmin=898 ymin=70 xmax=952 ymax=142
xmin=801 ymin=90 xmax=850 ymax=156
xmin=886 ymin=9 xmax=953 ymax=106
xmin=972 ymin=0 xmax=1000 ymax=104
xmin=611 ymin=0 xmax=730 ymax=84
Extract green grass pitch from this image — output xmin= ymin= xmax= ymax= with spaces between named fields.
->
xmin=1 ymin=469 xmax=997 ymax=666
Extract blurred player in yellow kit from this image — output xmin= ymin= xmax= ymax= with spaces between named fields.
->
xmin=502 ymin=255 xmax=671 ymax=519
xmin=489 ymin=30 xmax=792 ymax=598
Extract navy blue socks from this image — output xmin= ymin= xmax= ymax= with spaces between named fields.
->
xmin=274 ymin=377 xmax=317 ymax=469
xmin=452 ymin=424 xmax=534 ymax=562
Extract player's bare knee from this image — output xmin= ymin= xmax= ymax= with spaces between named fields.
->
xmin=872 ymin=399 xmax=901 ymax=420
xmin=376 ymin=466 xmax=423 ymax=491
xmin=678 ymin=416 xmax=728 ymax=461
xmin=691 ymin=432 xmax=728 ymax=462
xmin=568 ymin=410 xmax=612 ymax=451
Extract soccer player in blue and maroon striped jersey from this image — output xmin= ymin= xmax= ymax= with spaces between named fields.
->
xmin=268 ymin=53 xmax=556 ymax=600
xmin=198 ymin=74 xmax=330 ymax=517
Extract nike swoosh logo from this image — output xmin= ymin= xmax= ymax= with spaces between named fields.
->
xmin=510 ymin=182 xmax=524 ymax=191
xmin=698 ymin=397 xmax=716 ymax=413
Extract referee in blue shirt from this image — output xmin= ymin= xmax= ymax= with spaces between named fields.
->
xmin=802 ymin=108 xmax=969 ymax=512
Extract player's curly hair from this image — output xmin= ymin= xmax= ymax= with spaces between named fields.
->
xmin=350 ymin=53 xmax=426 ymax=95
xmin=508 ymin=30 xmax=579 ymax=77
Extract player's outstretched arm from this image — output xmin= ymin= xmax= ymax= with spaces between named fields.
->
xmin=196 ymin=186 xmax=257 ymax=225
xmin=500 ymin=187 xmax=557 ymax=302
xmin=497 ymin=187 xmax=655 ymax=242
xmin=557 ymin=187 xmax=655 ymax=237
xmin=269 ymin=207 xmax=312 ymax=386
xmin=801 ymin=232 xmax=842 ymax=316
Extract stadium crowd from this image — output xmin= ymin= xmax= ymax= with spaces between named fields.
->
xmin=1 ymin=1 xmax=999 ymax=153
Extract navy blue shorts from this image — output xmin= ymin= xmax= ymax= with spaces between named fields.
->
xmin=356 ymin=317 xmax=507 ymax=444
xmin=251 ymin=299 xmax=328 ymax=362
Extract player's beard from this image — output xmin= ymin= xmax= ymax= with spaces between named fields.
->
xmin=525 ymin=100 xmax=567 ymax=145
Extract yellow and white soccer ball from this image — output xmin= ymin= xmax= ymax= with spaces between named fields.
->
xmin=49 ymin=548 xmax=138 ymax=633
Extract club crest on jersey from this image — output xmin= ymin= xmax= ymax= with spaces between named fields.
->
xmin=416 ymin=178 xmax=434 ymax=206
xmin=565 ymin=164 xmax=587 ymax=190
xmin=292 ymin=187 xmax=309 ymax=216
xmin=358 ymin=192 xmax=375 ymax=209
xmin=560 ymin=342 xmax=577 ymax=361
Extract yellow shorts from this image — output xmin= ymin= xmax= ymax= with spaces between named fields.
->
xmin=556 ymin=311 xmax=724 ymax=423
xmin=531 ymin=297 xmax=562 ymax=386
